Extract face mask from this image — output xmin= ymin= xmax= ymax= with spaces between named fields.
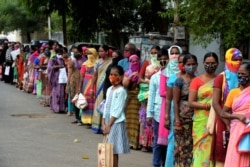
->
xmin=150 ymin=55 xmax=159 ymax=68
xmin=57 ymin=54 xmax=62 ymax=58
xmin=124 ymin=51 xmax=130 ymax=58
xmin=184 ymin=65 xmax=196 ymax=75
xmin=238 ymin=76 xmax=249 ymax=86
xmin=178 ymin=63 xmax=185 ymax=72
xmin=130 ymin=61 xmax=140 ymax=72
xmin=204 ymin=64 xmax=217 ymax=73
xmin=109 ymin=75 xmax=121 ymax=84
xmin=160 ymin=60 xmax=168 ymax=67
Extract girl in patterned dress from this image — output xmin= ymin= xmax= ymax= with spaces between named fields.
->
xmin=102 ymin=65 xmax=130 ymax=167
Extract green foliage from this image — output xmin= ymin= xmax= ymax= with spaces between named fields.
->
xmin=0 ymin=0 xmax=46 ymax=40
xmin=162 ymin=0 xmax=250 ymax=47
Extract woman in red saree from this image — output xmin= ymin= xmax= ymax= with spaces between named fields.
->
xmin=218 ymin=63 xmax=250 ymax=167
xmin=211 ymin=48 xmax=243 ymax=166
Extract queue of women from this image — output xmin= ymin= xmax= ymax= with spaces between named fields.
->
xmin=1 ymin=39 xmax=250 ymax=167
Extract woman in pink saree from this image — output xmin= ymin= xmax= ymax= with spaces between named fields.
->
xmin=219 ymin=63 xmax=250 ymax=167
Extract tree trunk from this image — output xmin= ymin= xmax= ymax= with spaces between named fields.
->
xmin=26 ymin=32 xmax=31 ymax=43
xmin=62 ymin=13 xmax=67 ymax=46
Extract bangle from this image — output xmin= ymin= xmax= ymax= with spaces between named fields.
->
xmin=174 ymin=122 xmax=181 ymax=127
xmin=204 ymin=103 xmax=210 ymax=110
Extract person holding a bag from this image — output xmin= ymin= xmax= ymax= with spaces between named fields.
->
xmin=102 ymin=65 xmax=130 ymax=167
xmin=188 ymin=53 xmax=219 ymax=166
xmin=47 ymin=47 xmax=66 ymax=113
xmin=67 ymin=46 xmax=85 ymax=125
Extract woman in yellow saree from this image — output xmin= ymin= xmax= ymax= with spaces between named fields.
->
xmin=189 ymin=52 xmax=219 ymax=167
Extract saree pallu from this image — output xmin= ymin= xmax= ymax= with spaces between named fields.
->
xmin=225 ymin=87 xmax=250 ymax=167
xmin=125 ymin=87 xmax=141 ymax=149
xmin=81 ymin=67 xmax=95 ymax=124
xmin=158 ymin=73 xmax=169 ymax=145
xmin=92 ymin=59 xmax=112 ymax=133
xmin=192 ymin=79 xmax=214 ymax=167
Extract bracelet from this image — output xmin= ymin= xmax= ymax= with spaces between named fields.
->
xmin=174 ymin=122 xmax=181 ymax=127
xmin=204 ymin=103 xmax=210 ymax=110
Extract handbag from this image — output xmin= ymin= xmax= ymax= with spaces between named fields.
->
xmin=97 ymin=135 xmax=113 ymax=167
xmin=75 ymin=93 xmax=88 ymax=109
xmin=206 ymin=105 xmax=216 ymax=134
xmin=97 ymin=99 xmax=106 ymax=115
xmin=58 ymin=67 xmax=68 ymax=84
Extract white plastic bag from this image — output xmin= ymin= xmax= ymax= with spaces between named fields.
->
xmin=58 ymin=67 xmax=67 ymax=84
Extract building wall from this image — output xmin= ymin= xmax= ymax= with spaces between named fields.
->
xmin=189 ymin=37 xmax=225 ymax=75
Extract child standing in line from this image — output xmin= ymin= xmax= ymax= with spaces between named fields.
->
xmin=102 ymin=65 xmax=130 ymax=167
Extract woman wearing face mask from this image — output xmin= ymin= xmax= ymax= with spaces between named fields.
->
xmin=164 ymin=53 xmax=185 ymax=167
xmin=211 ymin=48 xmax=242 ymax=166
xmin=216 ymin=63 xmax=250 ymax=167
xmin=123 ymin=54 xmax=141 ymax=150
xmin=138 ymin=45 xmax=161 ymax=152
xmin=188 ymin=52 xmax=219 ymax=166
xmin=172 ymin=54 xmax=197 ymax=167
xmin=90 ymin=44 xmax=112 ymax=133
xmin=47 ymin=47 xmax=67 ymax=113
xmin=80 ymin=48 xmax=98 ymax=128
xmin=147 ymin=49 xmax=170 ymax=167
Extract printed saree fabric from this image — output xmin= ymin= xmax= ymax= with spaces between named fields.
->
xmin=225 ymin=86 xmax=250 ymax=167
xmin=192 ymin=79 xmax=214 ymax=167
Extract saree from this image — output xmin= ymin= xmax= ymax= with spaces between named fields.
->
xmin=47 ymin=56 xmax=66 ymax=113
xmin=192 ymin=79 xmax=214 ymax=167
xmin=125 ymin=83 xmax=140 ymax=149
xmin=81 ymin=65 xmax=95 ymax=124
xmin=92 ymin=58 xmax=112 ymax=133
xmin=224 ymin=86 xmax=250 ymax=167
xmin=41 ymin=57 xmax=51 ymax=106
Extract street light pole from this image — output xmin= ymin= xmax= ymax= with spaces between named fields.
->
xmin=48 ymin=16 xmax=51 ymax=40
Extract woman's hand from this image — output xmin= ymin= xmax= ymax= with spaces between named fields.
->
xmin=164 ymin=114 xmax=170 ymax=130
xmin=146 ymin=117 xmax=153 ymax=126
xmin=236 ymin=114 xmax=247 ymax=124
xmin=174 ymin=121 xmax=182 ymax=130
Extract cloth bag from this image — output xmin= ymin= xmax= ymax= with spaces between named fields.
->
xmin=206 ymin=105 xmax=216 ymax=134
xmin=58 ymin=67 xmax=68 ymax=84
xmin=73 ymin=93 xmax=88 ymax=109
xmin=97 ymin=135 xmax=113 ymax=167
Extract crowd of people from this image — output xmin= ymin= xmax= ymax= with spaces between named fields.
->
xmin=0 ymin=39 xmax=250 ymax=167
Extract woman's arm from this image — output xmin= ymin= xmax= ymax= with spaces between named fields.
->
xmin=188 ymin=90 xmax=209 ymax=110
xmin=173 ymin=87 xmax=181 ymax=127
xmin=123 ymin=76 xmax=131 ymax=88
xmin=165 ymin=86 xmax=173 ymax=129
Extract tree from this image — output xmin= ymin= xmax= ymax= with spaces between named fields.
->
xmin=20 ymin=0 xmax=70 ymax=45
xmin=0 ymin=0 xmax=46 ymax=42
xmin=161 ymin=0 xmax=250 ymax=47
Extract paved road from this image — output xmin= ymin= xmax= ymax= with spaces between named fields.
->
xmin=0 ymin=81 xmax=152 ymax=167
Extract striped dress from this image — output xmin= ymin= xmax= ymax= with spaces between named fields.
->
xmin=104 ymin=88 xmax=130 ymax=154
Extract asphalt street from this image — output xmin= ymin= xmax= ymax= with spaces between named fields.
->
xmin=0 ymin=81 xmax=152 ymax=167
